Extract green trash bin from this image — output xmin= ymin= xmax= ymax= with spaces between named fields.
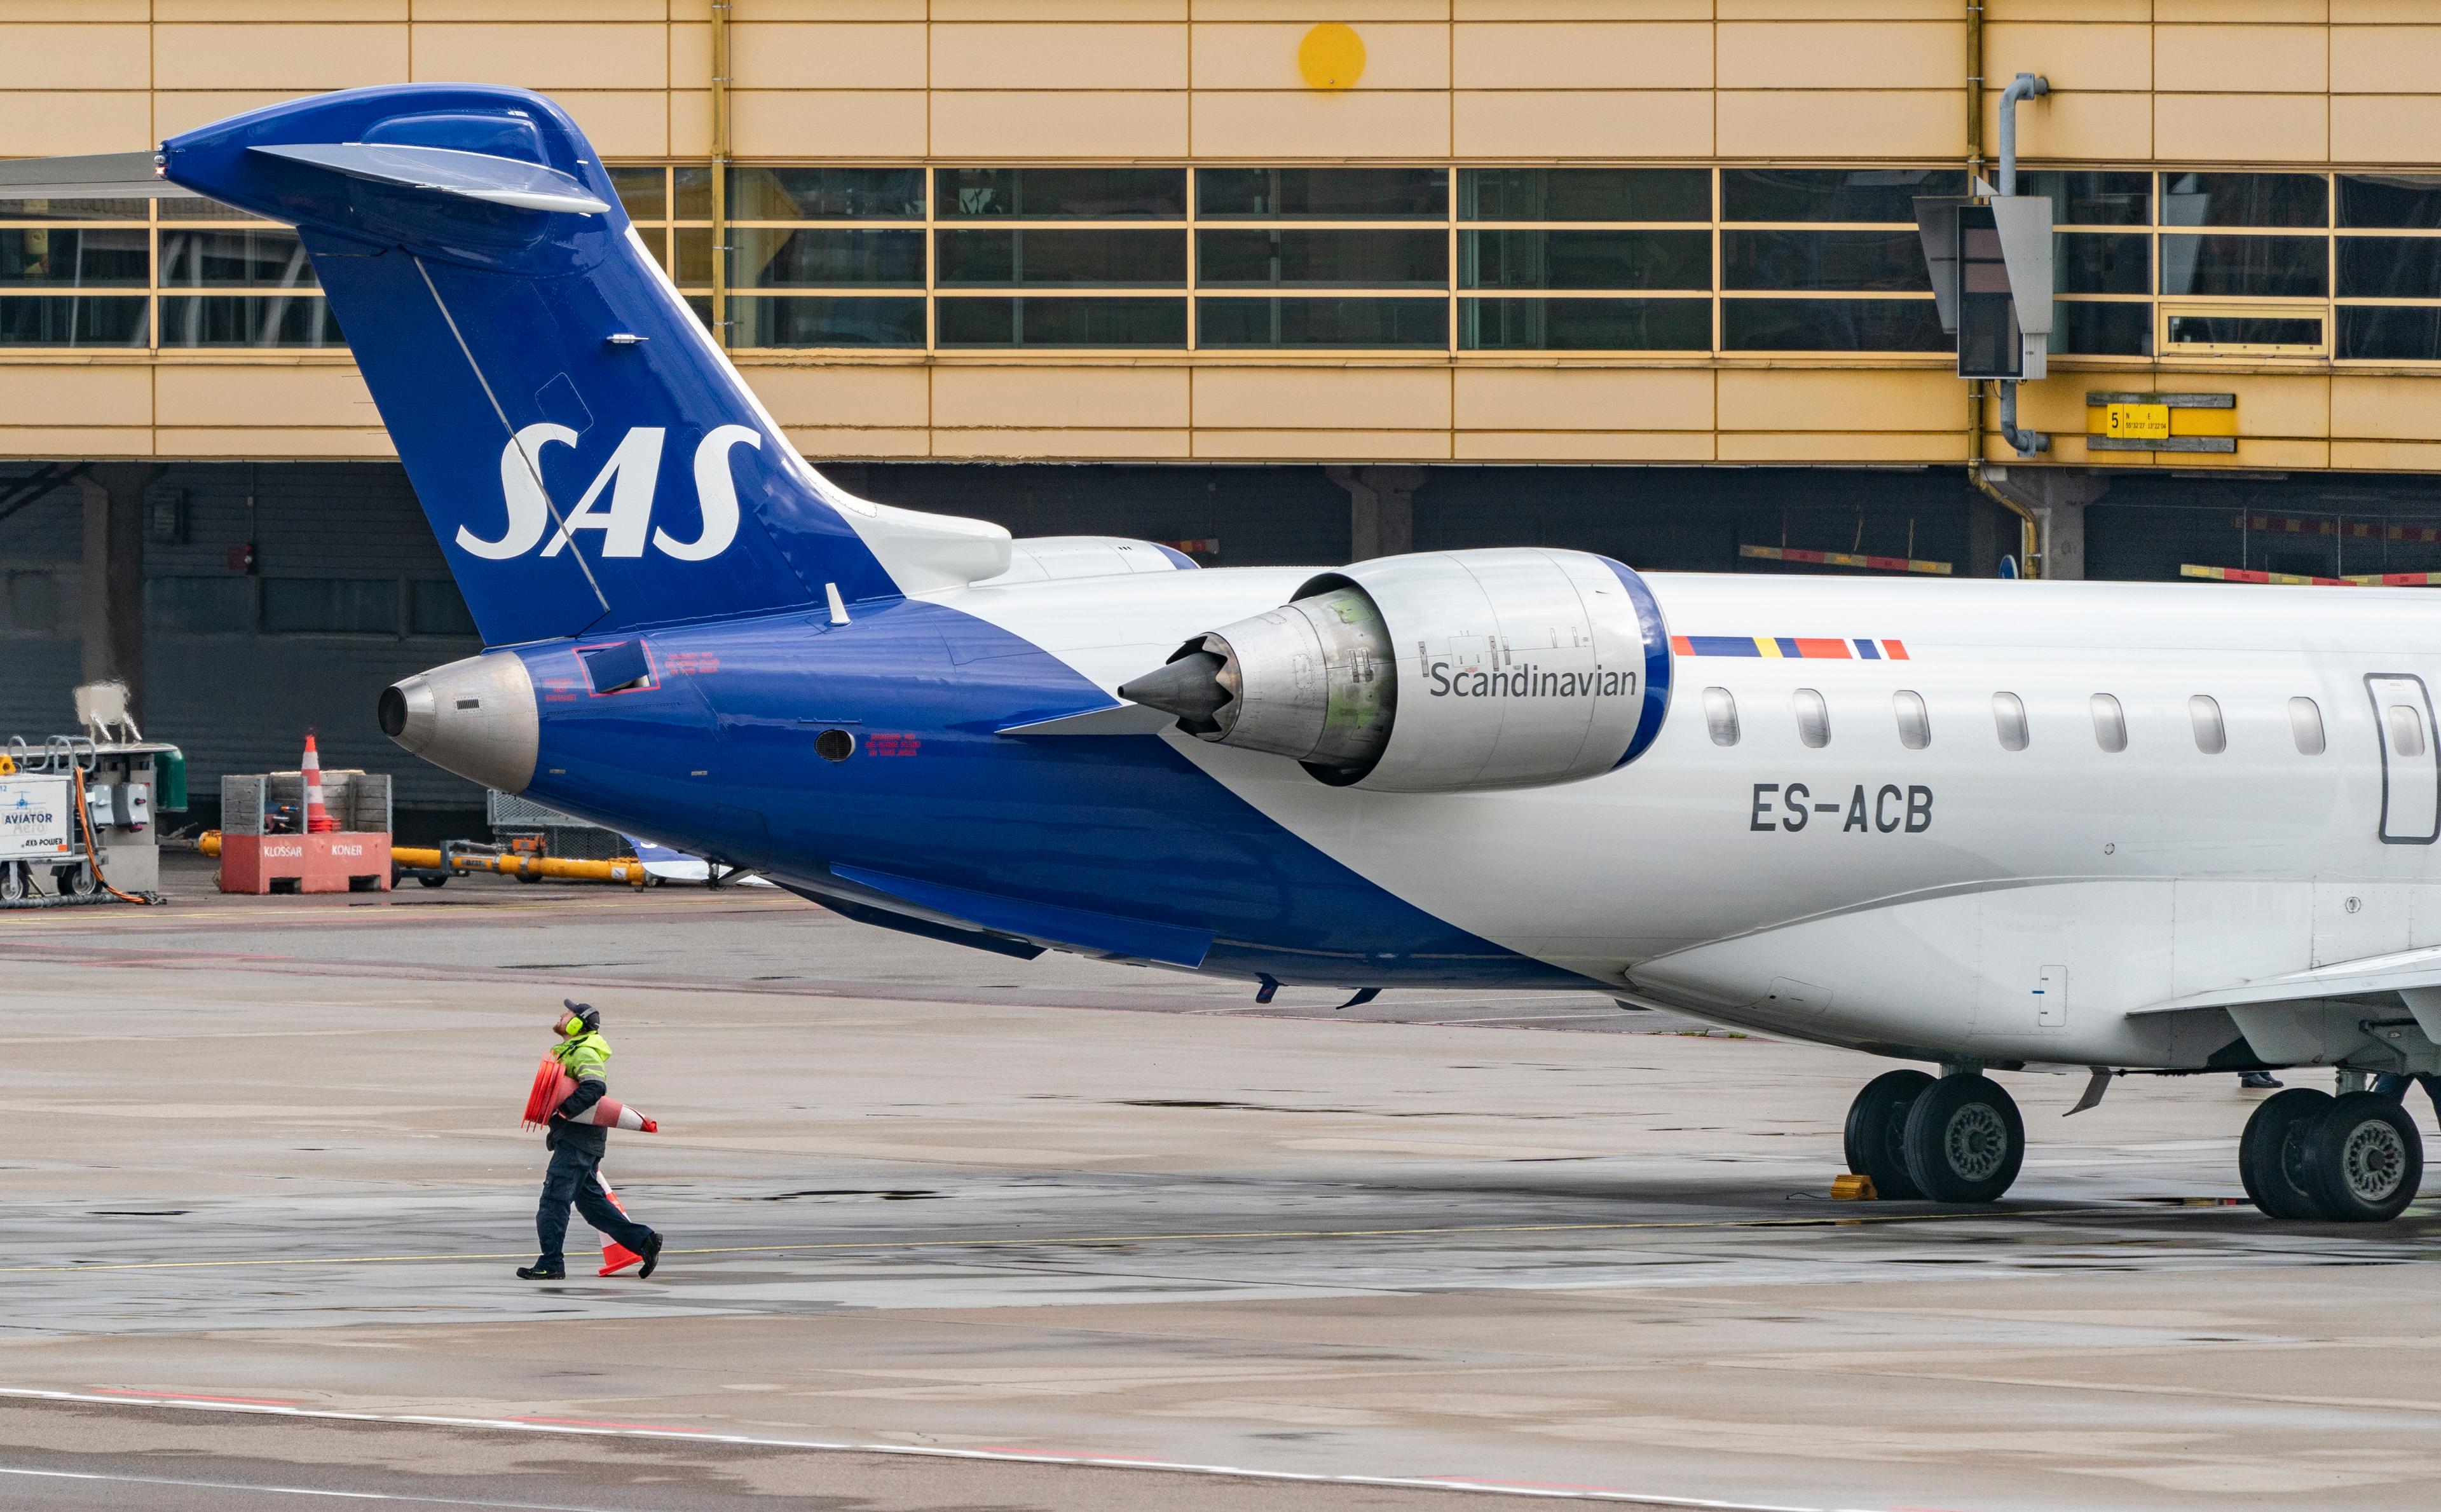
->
xmin=155 ymin=746 xmax=188 ymax=812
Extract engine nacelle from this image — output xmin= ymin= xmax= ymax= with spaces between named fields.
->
xmin=1119 ymin=548 xmax=1671 ymax=793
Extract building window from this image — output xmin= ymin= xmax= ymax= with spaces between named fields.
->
xmin=1459 ymin=168 xmax=1708 ymax=224
xmin=732 ymin=228 xmax=924 ymax=288
xmin=1992 ymin=692 xmax=2029 ymax=751
xmin=1198 ymin=168 xmax=1445 ymax=220
xmin=1702 ymin=686 xmax=1740 ymax=746
xmin=261 ymin=578 xmax=399 ymax=636
xmin=1793 ymin=688 xmax=1830 ymax=749
xmin=1718 ymin=169 xmax=1958 ymax=354
xmin=2189 ymin=695 xmax=2227 ymax=754
xmin=146 ymin=575 xmax=254 ymax=634
xmin=1200 ymin=229 xmax=1444 ymax=287
xmin=2289 ymin=697 xmax=2326 ymax=755
xmin=1460 ymin=229 xmax=1707 ymax=291
xmin=158 ymin=295 xmax=341 ymax=348
xmin=1198 ymin=297 xmax=1446 ymax=349
xmin=735 ymin=167 xmax=924 ymax=220
xmin=1460 ymin=298 xmax=1707 ymax=352
xmin=1892 ymin=690 xmax=1931 ymax=750
xmin=731 ymin=296 xmax=927 ymax=349
xmin=411 ymin=580 xmax=479 ymax=638
xmin=2091 ymin=693 xmax=2128 ymax=753
xmin=941 ymin=168 xmax=1184 ymax=219
xmin=938 ymin=228 xmax=1186 ymax=286
xmin=940 ymin=297 xmax=1184 ymax=348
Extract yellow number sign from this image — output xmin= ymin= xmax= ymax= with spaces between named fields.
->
xmin=2103 ymin=402 xmax=2171 ymax=442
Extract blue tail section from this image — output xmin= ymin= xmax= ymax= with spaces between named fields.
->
xmin=158 ymin=85 xmax=908 ymax=647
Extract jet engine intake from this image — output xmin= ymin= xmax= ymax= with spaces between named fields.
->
xmin=1120 ymin=548 xmax=1671 ymax=793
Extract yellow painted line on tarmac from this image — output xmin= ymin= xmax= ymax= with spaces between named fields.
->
xmin=0 ymin=1204 xmax=2158 ymax=1274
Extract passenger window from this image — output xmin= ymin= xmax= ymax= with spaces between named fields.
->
xmin=2090 ymin=693 xmax=2127 ymax=753
xmin=1793 ymin=688 xmax=1830 ymax=749
xmin=2189 ymin=694 xmax=2227 ymax=754
xmin=1892 ymin=690 xmax=1930 ymax=749
xmin=1992 ymin=692 xmax=2028 ymax=751
xmin=2289 ymin=696 xmax=2325 ymax=754
xmin=2390 ymin=703 xmax=2427 ymax=759
xmin=1702 ymin=686 xmax=1740 ymax=746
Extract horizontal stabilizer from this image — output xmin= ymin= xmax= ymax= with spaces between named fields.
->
xmin=249 ymin=142 xmax=610 ymax=215
xmin=0 ymin=150 xmax=193 ymax=200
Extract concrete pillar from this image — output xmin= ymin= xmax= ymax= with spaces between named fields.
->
xmin=1978 ymin=466 xmax=2110 ymax=581
xmin=78 ymin=463 xmax=163 ymax=720
xmin=1325 ymin=465 xmax=1427 ymax=562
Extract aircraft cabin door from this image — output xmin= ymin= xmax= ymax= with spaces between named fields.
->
xmin=2366 ymin=674 xmax=2440 ymax=844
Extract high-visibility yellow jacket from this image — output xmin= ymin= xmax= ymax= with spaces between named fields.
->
xmin=550 ymin=1028 xmax=610 ymax=1087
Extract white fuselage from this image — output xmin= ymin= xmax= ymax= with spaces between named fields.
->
xmin=944 ymin=567 xmax=2441 ymax=1075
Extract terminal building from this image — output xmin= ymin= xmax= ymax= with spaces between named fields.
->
xmin=6 ymin=1 xmax=2441 ymax=827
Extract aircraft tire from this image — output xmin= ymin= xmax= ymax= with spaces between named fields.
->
xmin=2238 ymin=1087 xmax=2335 ymax=1220
xmin=1901 ymin=1073 xmax=2025 ymax=1204
xmin=2301 ymin=1091 xmax=2422 ymax=1223
xmin=1843 ymin=1068 xmax=1934 ymax=1200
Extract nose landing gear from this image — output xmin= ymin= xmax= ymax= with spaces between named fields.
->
xmin=1843 ymin=1070 xmax=2027 ymax=1204
xmin=2239 ymin=1087 xmax=2422 ymax=1222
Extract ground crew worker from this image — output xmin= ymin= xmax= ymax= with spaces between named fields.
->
xmin=518 ymin=999 xmax=664 ymax=1281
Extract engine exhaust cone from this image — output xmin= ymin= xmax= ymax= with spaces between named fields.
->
xmin=1119 ymin=650 xmax=1232 ymax=732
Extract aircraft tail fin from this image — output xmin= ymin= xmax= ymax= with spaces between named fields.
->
xmin=156 ymin=85 xmax=1007 ymax=646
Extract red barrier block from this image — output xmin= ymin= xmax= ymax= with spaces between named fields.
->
xmin=220 ymin=832 xmax=393 ymax=894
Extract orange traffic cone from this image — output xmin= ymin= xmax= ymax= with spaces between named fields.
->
xmin=301 ymin=730 xmax=338 ymax=833
xmin=517 ymin=1056 xmax=660 ymax=1133
xmin=596 ymin=1174 xmax=644 ymax=1276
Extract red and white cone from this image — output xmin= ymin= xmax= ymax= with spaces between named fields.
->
xmin=517 ymin=1057 xmax=660 ymax=1133
xmin=301 ymin=730 xmax=338 ymax=833
xmin=595 ymin=1173 xmax=644 ymax=1276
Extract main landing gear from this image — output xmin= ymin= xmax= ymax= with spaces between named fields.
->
xmin=1843 ymin=1068 xmax=2026 ymax=1203
xmin=2239 ymin=1087 xmax=2422 ymax=1223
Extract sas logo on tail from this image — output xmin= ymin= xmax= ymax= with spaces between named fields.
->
xmin=462 ymin=425 xmax=761 ymax=562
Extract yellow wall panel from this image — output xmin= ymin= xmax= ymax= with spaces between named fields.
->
xmin=730 ymin=2 xmax=926 ymax=18
xmin=0 ymin=92 xmax=151 ymax=155
xmin=154 ymin=365 xmax=375 ymax=430
xmin=1454 ymin=90 xmax=1712 ymax=158
xmin=157 ymin=1 xmax=404 ymax=15
xmin=934 ymin=91 xmax=1188 ymax=158
xmin=1718 ymin=22 xmax=1962 ymax=92
xmin=0 ymin=3 xmax=149 ymax=18
xmin=552 ymin=92 xmax=671 ymax=158
xmin=1191 ymin=91 xmax=1450 ymax=158
xmin=154 ymin=24 xmax=407 ymax=90
xmin=156 ymin=427 xmax=393 ymax=458
xmin=1191 ymin=2 xmax=1451 ymax=20
xmin=933 ymin=428 xmax=1193 ymax=459
xmin=407 ymin=3 xmax=663 ymax=17
xmin=1193 ymin=429 xmax=1452 ymax=461
xmin=1722 ymin=0 xmax=1957 ymax=15
xmin=730 ymin=24 xmax=926 ymax=90
xmin=933 ymin=367 xmax=1190 ymax=430
xmin=669 ymin=89 xmax=714 ymax=158
xmin=1453 ymin=22 xmax=1711 ymax=91
xmin=732 ymin=90 xmax=927 ymax=157
xmin=1456 ymin=431 xmax=1717 ymax=462
xmin=1718 ymin=90 xmax=1966 ymax=159
xmin=1454 ymin=369 xmax=1713 ymax=432
xmin=1983 ymin=22 xmax=2152 ymax=94
xmin=2330 ymin=25 xmax=2441 ymax=93
xmin=1719 ymin=369 xmax=1967 ymax=433
xmin=0 ymin=429 xmax=154 ymax=459
xmin=408 ymin=23 xmax=669 ymax=90
xmin=2333 ymin=0 xmax=2441 ymax=20
xmin=1191 ymin=23 xmax=1446 ymax=90
xmin=788 ymin=427 xmax=932 ymax=458
xmin=0 ymin=367 xmax=152 ymax=429
xmin=2155 ymin=95 xmax=2328 ymax=163
xmin=2208 ymin=374 xmax=2330 ymax=439
xmin=2155 ymin=0 xmax=2323 ymax=22
xmin=1980 ymin=92 xmax=2152 ymax=162
xmin=155 ymin=92 xmax=328 ymax=140
xmin=936 ymin=1 xmax=1186 ymax=16
xmin=2154 ymin=24 xmax=2328 ymax=95
xmin=7 ymin=24 xmax=149 ymax=91
xmin=937 ymin=24 xmax=1186 ymax=92
xmin=747 ymin=364 xmax=929 ymax=430
xmin=2333 ymin=440 xmax=2441 ymax=472
xmin=2332 ymin=96 xmax=2441 ymax=164
xmin=1720 ymin=432 xmax=1967 ymax=463
xmin=1454 ymin=1 xmax=1712 ymax=21
xmin=2335 ymin=377 xmax=2441 ymax=442
xmin=1985 ymin=1 xmax=2147 ymax=15
xmin=1194 ymin=368 xmax=1450 ymax=430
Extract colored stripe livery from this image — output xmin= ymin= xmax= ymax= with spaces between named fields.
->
xmin=1738 ymin=544 xmax=1952 ymax=576
xmin=1670 ymin=635 xmax=1910 ymax=661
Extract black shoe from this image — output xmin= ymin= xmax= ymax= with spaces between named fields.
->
xmin=2240 ymin=1072 xmax=2284 ymax=1089
xmin=634 ymin=1232 xmax=664 ymax=1279
xmin=516 ymin=1263 xmax=565 ymax=1281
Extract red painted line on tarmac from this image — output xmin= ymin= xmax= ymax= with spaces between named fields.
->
xmin=90 ymin=1388 xmax=303 ymax=1406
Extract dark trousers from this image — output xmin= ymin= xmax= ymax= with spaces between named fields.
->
xmin=536 ymin=1141 xmax=654 ymax=1270
xmin=2374 ymin=1072 xmax=2441 ymax=1127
